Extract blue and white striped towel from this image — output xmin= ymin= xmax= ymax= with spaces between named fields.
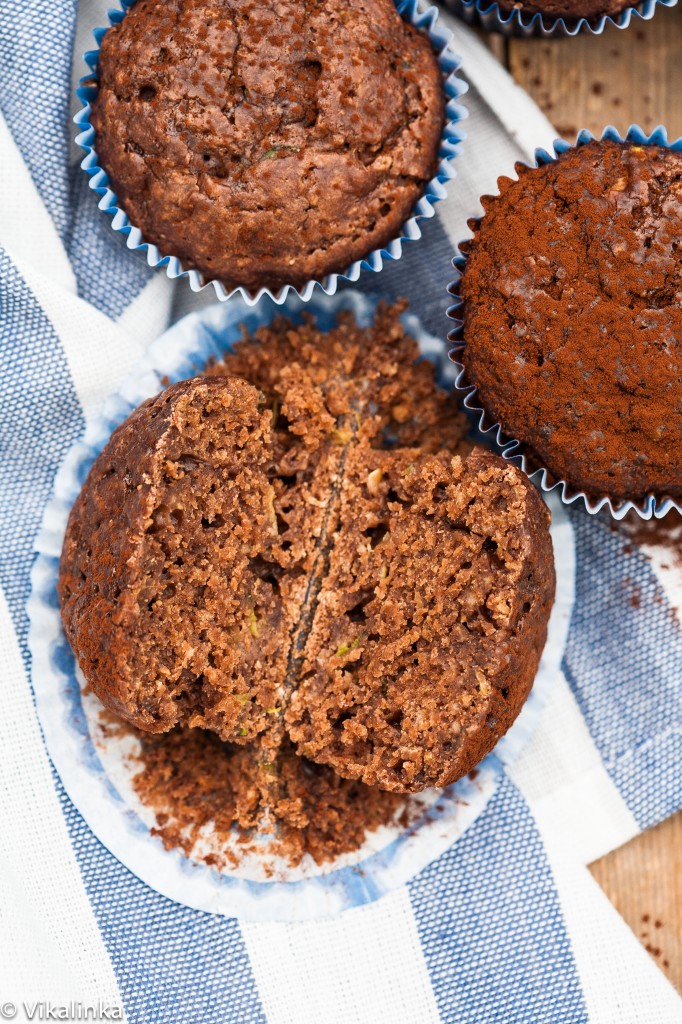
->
xmin=1 ymin=2 xmax=681 ymax=1021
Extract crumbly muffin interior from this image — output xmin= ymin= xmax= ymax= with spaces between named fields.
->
xmin=60 ymin=304 xmax=554 ymax=808
xmin=59 ymin=376 xmax=296 ymax=740
xmin=131 ymin=727 xmax=405 ymax=868
xmin=286 ymin=447 xmax=553 ymax=790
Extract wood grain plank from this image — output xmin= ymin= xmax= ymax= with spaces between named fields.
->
xmin=507 ymin=4 xmax=682 ymax=140
xmin=590 ymin=810 xmax=682 ymax=992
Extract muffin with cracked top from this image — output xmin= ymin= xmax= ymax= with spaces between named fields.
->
xmin=90 ymin=0 xmax=446 ymax=292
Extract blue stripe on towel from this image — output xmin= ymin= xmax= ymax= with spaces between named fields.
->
xmin=409 ymin=775 xmax=587 ymax=1024
xmin=65 ymin=795 xmax=267 ymax=1024
xmin=0 ymin=1 xmax=76 ymax=242
xmin=67 ymin=166 xmax=152 ymax=319
xmin=563 ymin=510 xmax=682 ymax=830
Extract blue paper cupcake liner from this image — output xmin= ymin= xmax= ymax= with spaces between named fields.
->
xmin=444 ymin=0 xmax=677 ymax=38
xmin=447 ymin=124 xmax=682 ymax=523
xmin=74 ymin=0 xmax=467 ymax=307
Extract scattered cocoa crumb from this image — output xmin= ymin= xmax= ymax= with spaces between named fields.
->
xmin=95 ymin=708 xmax=129 ymax=741
xmin=621 ymin=513 xmax=682 ymax=568
xmin=131 ymin=725 xmax=406 ymax=869
xmin=615 ymin=512 xmax=682 ymax=627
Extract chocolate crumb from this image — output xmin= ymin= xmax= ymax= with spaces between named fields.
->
xmin=132 ymin=725 xmax=405 ymax=868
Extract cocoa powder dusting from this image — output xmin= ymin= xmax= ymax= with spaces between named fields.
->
xmin=460 ymin=140 xmax=682 ymax=505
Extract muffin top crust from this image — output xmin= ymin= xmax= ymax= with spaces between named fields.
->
xmin=91 ymin=0 xmax=445 ymax=292
xmin=459 ymin=140 xmax=682 ymax=504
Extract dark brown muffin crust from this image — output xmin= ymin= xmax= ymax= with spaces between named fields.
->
xmin=91 ymin=0 xmax=445 ymax=292
xmin=60 ymin=304 xmax=555 ymax=794
xmin=459 ymin=140 xmax=682 ymax=504
xmin=495 ymin=0 xmax=628 ymax=23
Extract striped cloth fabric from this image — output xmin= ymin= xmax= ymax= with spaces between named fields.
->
xmin=1 ymin=2 xmax=681 ymax=1022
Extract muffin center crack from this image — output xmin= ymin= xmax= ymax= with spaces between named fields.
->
xmin=59 ymin=303 xmax=554 ymax=801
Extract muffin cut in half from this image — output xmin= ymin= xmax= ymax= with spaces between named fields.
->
xmin=60 ymin=305 xmax=555 ymax=793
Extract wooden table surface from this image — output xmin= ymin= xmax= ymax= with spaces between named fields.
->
xmin=486 ymin=3 xmax=682 ymax=140
xmin=479 ymin=4 xmax=682 ymax=993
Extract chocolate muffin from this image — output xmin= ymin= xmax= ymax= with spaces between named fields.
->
xmin=90 ymin=0 xmax=445 ymax=292
xmin=494 ymin=0 xmax=629 ymax=22
xmin=60 ymin=303 xmax=555 ymax=794
xmin=458 ymin=140 xmax=682 ymax=505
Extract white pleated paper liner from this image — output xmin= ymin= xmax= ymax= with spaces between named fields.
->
xmin=447 ymin=124 xmax=682 ymax=523
xmin=444 ymin=0 xmax=676 ymax=37
xmin=28 ymin=290 xmax=575 ymax=922
xmin=73 ymin=0 xmax=467 ymax=308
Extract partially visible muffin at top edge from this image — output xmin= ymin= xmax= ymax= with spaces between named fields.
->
xmin=90 ymin=0 xmax=446 ymax=292
xmin=493 ymin=0 xmax=631 ymax=24
xmin=458 ymin=139 xmax=682 ymax=505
